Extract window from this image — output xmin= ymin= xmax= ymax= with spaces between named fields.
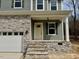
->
xmin=36 ymin=0 xmax=44 ymax=11
xmin=14 ymin=32 xmax=18 ymax=35
xmin=14 ymin=0 xmax=22 ymax=8
xmin=48 ymin=22 xmax=56 ymax=35
xmin=50 ymin=0 xmax=57 ymax=10
xmin=0 ymin=32 xmax=1 ymax=35
xmin=19 ymin=32 xmax=23 ymax=35
xmin=8 ymin=32 xmax=12 ymax=35
xmin=3 ymin=32 xmax=7 ymax=35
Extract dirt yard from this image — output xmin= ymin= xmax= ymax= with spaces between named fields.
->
xmin=49 ymin=40 xmax=79 ymax=59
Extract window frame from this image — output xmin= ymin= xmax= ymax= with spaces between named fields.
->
xmin=50 ymin=0 xmax=58 ymax=10
xmin=48 ymin=22 xmax=56 ymax=35
xmin=36 ymin=0 xmax=45 ymax=11
xmin=14 ymin=0 xmax=22 ymax=9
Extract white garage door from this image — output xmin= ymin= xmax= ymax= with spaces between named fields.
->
xmin=0 ymin=36 xmax=22 ymax=52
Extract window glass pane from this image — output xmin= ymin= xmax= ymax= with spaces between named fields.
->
xmin=51 ymin=6 xmax=56 ymax=10
xmin=0 ymin=32 xmax=1 ymax=35
xmin=48 ymin=22 xmax=56 ymax=34
xmin=37 ymin=0 xmax=43 ymax=3
xmin=15 ymin=2 xmax=21 ymax=7
xmin=51 ymin=0 xmax=57 ymax=10
xmin=14 ymin=32 xmax=18 ymax=35
xmin=15 ymin=0 xmax=21 ymax=1
xmin=3 ymin=32 xmax=7 ymax=35
xmin=37 ymin=5 xmax=43 ymax=9
xmin=49 ymin=23 xmax=55 ymax=28
xmin=19 ymin=32 xmax=23 ymax=35
xmin=49 ymin=29 xmax=55 ymax=34
xmin=37 ymin=0 xmax=43 ymax=9
xmin=8 ymin=32 xmax=12 ymax=35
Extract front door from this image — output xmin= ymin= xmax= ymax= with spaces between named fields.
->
xmin=34 ymin=23 xmax=43 ymax=40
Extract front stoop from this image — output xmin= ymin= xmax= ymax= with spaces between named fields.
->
xmin=25 ymin=42 xmax=49 ymax=59
xmin=24 ymin=40 xmax=72 ymax=59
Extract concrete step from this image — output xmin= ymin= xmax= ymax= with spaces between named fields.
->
xmin=27 ymin=48 xmax=48 ymax=52
xmin=27 ymin=51 xmax=48 ymax=55
xmin=25 ymin=55 xmax=49 ymax=59
xmin=28 ymin=44 xmax=47 ymax=48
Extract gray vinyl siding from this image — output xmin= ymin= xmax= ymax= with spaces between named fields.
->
xmin=0 ymin=0 xmax=31 ymax=10
xmin=43 ymin=21 xmax=64 ymax=40
xmin=33 ymin=0 xmax=36 ymax=10
xmin=0 ymin=0 xmax=61 ymax=11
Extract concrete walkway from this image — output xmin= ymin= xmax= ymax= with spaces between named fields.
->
xmin=0 ymin=53 xmax=23 ymax=59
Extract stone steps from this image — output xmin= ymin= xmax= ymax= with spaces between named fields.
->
xmin=24 ymin=41 xmax=49 ymax=59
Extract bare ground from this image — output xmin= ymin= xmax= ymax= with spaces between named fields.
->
xmin=49 ymin=40 xmax=79 ymax=59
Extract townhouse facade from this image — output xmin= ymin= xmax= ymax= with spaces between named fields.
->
xmin=0 ymin=0 xmax=71 ymax=53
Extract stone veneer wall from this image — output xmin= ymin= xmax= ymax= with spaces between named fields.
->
xmin=0 ymin=15 xmax=31 ymax=52
xmin=47 ymin=41 xmax=72 ymax=53
xmin=25 ymin=41 xmax=72 ymax=53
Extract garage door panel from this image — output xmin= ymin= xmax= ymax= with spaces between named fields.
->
xmin=0 ymin=36 xmax=22 ymax=52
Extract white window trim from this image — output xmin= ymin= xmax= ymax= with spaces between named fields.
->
xmin=50 ymin=0 xmax=58 ymax=10
xmin=36 ymin=0 xmax=45 ymax=11
xmin=47 ymin=0 xmax=48 ymax=10
xmin=48 ymin=22 xmax=56 ymax=35
xmin=31 ymin=0 xmax=33 ymax=11
xmin=14 ymin=0 xmax=22 ymax=9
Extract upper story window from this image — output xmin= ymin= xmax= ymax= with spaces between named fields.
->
xmin=50 ymin=0 xmax=57 ymax=10
xmin=14 ymin=0 xmax=22 ymax=8
xmin=36 ymin=0 xmax=44 ymax=11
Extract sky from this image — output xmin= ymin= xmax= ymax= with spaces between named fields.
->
xmin=63 ymin=0 xmax=79 ymax=19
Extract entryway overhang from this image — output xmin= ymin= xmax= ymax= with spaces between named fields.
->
xmin=30 ymin=11 xmax=72 ymax=20
xmin=0 ymin=10 xmax=72 ymax=21
xmin=31 ymin=15 xmax=67 ymax=20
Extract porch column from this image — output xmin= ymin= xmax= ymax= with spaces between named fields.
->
xmin=31 ymin=0 xmax=33 ymax=11
xmin=65 ymin=17 xmax=70 ymax=41
xmin=62 ymin=20 xmax=64 ymax=40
